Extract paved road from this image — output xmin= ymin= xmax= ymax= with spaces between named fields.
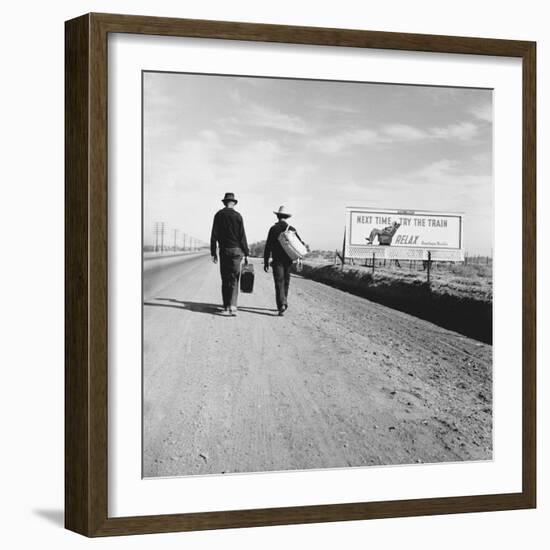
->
xmin=143 ymin=254 xmax=492 ymax=477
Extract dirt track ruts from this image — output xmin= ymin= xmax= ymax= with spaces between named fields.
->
xmin=143 ymin=254 xmax=492 ymax=477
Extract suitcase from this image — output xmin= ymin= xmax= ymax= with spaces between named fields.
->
xmin=278 ymin=227 xmax=308 ymax=261
xmin=240 ymin=263 xmax=255 ymax=293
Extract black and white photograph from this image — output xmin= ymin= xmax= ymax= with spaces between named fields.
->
xmin=142 ymin=71 xmax=493 ymax=478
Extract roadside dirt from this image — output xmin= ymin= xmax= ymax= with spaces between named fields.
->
xmin=143 ymin=256 xmax=492 ymax=477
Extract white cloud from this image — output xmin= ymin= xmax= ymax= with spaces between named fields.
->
xmin=224 ymin=140 xmax=284 ymax=174
xmin=470 ymin=102 xmax=493 ymax=123
xmin=196 ymin=129 xmax=223 ymax=147
xmin=374 ymin=158 xmax=491 ymax=199
xmin=382 ymin=122 xmax=479 ymax=143
xmin=232 ymin=104 xmax=310 ymax=135
xmin=314 ymin=102 xmax=360 ymax=114
xmin=430 ymin=121 xmax=479 ymax=141
xmin=239 ymin=77 xmax=266 ymax=88
xmin=310 ymin=119 xmax=481 ymax=154
xmin=383 ymin=124 xmax=428 ymax=141
xmin=222 ymin=127 xmax=245 ymax=137
xmin=228 ymin=89 xmax=242 ymax=104
xmin=310 ymin=128 xmax=380 ymax=153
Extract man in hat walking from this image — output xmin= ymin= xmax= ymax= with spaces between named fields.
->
xmin=210 ymin=193 xmax=249 ymax=316
xmin=263 ymin=206 xmax=306 ymax=316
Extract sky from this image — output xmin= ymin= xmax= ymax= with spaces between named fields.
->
xmin=143 ymin=72 xmax=493 ymax=255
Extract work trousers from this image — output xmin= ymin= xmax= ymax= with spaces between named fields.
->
xmin=219 ymin=247 xmax=243 ymax=308
xmin=368 ymin=228 xmax=393 ymax=245
xmin=272 ymin=261 xmax=292 ymax=311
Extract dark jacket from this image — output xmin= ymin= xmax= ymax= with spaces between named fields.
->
xmin=210 ymin=207 xmax=249 ymax=258
xmin=264 ymin=220 xmax=305 ymax=266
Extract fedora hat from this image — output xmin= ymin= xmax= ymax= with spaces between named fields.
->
xmin=222 ymin=192 xmax=238 ymax=204
xmin=273 ymin=205 xmax=292 ymax=218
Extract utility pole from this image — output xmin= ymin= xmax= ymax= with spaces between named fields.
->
xmin=159 ymin=222 xmax=165 ymax=253
xmin=173 ymin=228 xmax=178 ymax=252
xmin=153 ymin=222 xmax=165 ymax=253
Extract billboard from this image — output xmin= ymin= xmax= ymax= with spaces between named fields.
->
xmin=344 ymin=207 xmax=464 ymax=261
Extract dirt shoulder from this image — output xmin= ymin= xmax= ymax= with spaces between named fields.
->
xmin=296 ymin=261 xmax=492 ymax=343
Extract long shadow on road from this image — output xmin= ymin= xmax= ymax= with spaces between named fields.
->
xmin=144 ymin=298 xmax=277 ymax=317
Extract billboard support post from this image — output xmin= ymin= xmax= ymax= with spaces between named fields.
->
xmin=372 ymin=252 xmax=375 ymax=274
xmin=427 ymin=251 xmax=432 ymax=284
xmin=341 ymin=228 xmax=346 ymax=269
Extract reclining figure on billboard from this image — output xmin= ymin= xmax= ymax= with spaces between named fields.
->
xmin=365 ymin=221 xmax=401 ymax=245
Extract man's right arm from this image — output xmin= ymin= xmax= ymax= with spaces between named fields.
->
xmin=290 ymin=225 xmax=307 ymax=247
xmin=263 ymin=227 xmax=273 ymax=270
xmin=210 ymin=213 xmax=218 ymax=260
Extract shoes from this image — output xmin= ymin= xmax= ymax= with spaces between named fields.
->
xmin=278 ymin=304 xmax=288 ymax=316
xmin=220 ymin=308 xmax=231 ymax=316
xmin=229 ymin=306 xmax=238 ymax=316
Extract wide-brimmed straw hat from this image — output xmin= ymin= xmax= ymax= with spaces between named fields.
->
xmin=222 ymin=192 xmax=238 ymax=204
xmin=273 ymin=205 xmax=292 ymax=218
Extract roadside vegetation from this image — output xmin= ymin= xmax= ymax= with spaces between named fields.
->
xmin=294 ymin=259 xmax=493 ymax=343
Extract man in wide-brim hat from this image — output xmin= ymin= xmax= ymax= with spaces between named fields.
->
xmin=263 ymin=206 xmax=306 ymax=316
xmin=210 ymin=193 xmax=249 ymax=316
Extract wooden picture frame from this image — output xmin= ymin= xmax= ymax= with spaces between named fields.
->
xmin=65 ymin=12 xmax=536 ymax=537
